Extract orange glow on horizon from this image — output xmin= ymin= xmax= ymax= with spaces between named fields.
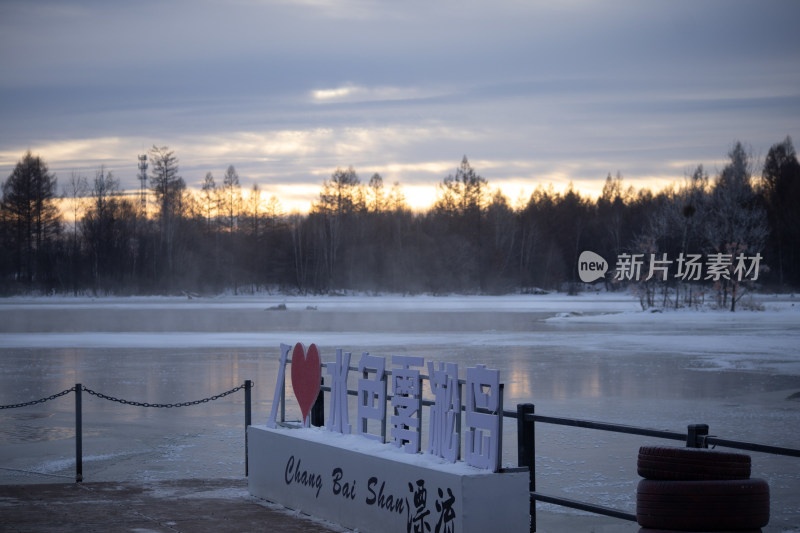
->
xmin=53 ymin=173 xmax=684 ymax=222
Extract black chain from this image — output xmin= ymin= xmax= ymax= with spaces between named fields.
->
xmin=0 ymin=387 xmax=76 ymax=409
xmin=1 ymin=383 xmax=251 ymax=410
xmin=81 ymin=383 xmax=248 ymax=408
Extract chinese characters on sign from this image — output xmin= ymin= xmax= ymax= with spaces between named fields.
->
xmin=358 ymin=352 xmax=387 ymax=442
xmin=603 ymin=252 xmax=763 ymax=282
xmin=326 ymin=349 xmax=352 ymax=434
xmin=268 ymin=343 xmax=503 ymax=472
xmin=465 ymin=365 xmax=502 ymax=472
xmin=427 ymin=362 xmax=461 ymax=463
xmin=391 ymin=355 xmax=424 ymax=453
xmin=266 ymin=343 xmax=292 ymax=429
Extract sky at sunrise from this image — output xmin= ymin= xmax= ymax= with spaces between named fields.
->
xmin=1 ymin=0 xmax=799 ymax=212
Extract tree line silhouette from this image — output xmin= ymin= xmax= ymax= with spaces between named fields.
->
xmin=1 ymin=138 xmax=798 ymax=306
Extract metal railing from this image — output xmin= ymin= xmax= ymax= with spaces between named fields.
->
xmin=300 ymin=366 xmax=800 ymax=533
xmin=513 ymin=403 xmax=800 ymax=531
xmin=1 ymin=381 xmax=253 ymax=482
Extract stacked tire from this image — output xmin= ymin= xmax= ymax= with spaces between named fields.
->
xmin=636 ymin=446 xmax=769 ymax=532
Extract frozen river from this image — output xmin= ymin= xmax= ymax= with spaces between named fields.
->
xmin=1 ymin=293 xmax=799 ymax=531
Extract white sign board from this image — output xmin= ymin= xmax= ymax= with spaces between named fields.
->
xmin=248 ymin=425 xmax=529 ymax=533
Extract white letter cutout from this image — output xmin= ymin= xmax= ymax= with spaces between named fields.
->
xmin=326 ymin=349 xmax=352 ymax=434
xmin=427 ymin=361 xmax=461 ymax=462
xmin=357 ymin=352 xmax=386 ymax=442
xmin=266 ymin=343 xmax=292 ymax=428
xmin=390 ymin=355 xmax=424 ymax=453
xmin=465 ymin=365 xmax=502 ymax=471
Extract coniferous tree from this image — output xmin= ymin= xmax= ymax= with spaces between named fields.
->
xmin=1 ymin=151 xmax=60 ymax=290
xmin=367 ymin=173 xmax=385 ymax=214
xmin=149 ymin=145 xmax=185 ymax=288
xmin=221 ymin=165 xmax=241 ymax=233
xmin=312 ymin=166 xmax=363 ymax=288
xmin=200 ymin=172 xmax=218 ymax=233
xmin=762 ymin=137 xmax=800 ymax=287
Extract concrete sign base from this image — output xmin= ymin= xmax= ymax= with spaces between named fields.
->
xmin=248 ymin=425 xmax=529 ymax=533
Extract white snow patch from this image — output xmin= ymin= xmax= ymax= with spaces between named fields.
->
xmin=0 ymin=292 xmax=641 ymax=313
xmin=179 ymin=487 xmax=250 ymax=500
xmin=33 ymin=451 xmax=136 ymax=474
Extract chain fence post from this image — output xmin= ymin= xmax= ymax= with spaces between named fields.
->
xmin=75 ymin=384 xmax=83 ymax=483
xmin=245 ymin=380 xmax=252 ymax=477
xmin=687 ymin=423 xmax=709 ymax=448
xmin=517 ymin=403 xmax=535 ymax=533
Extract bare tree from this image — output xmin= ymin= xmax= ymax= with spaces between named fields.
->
xmin=484 ymin=189 xmax=516 ymax=292
xmin=64 ymin=171 xmax=88 ymax=235
xmin=311 ymin=167 xmax=363 ymax=287
xmin=596 ymin=172 xmax=631 ymax=262
xmin=670 ymin=166 xmax=709 ymax=307
xmin=63 ymin=171 xmax=88 ymax=295
xmin=289 ymin=213 xmax=310 ymax=293
xmin=82 ymin=166 xmax=119 ymax=289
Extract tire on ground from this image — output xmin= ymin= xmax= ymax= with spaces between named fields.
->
xmin=637 ymin=445 xmax=751 ymax=481
xmin=636 ymin=478 xmax=769 ymax=530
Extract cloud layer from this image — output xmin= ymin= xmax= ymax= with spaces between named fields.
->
xmin=1 ymin=0 xmax=798 ymax=210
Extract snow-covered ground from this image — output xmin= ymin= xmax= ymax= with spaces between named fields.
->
xmin=1 ymin=292 xmax=798 ymax=531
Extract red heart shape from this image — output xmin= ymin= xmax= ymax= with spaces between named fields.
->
xmin=290 ymin=343 xmax=322 ymax=424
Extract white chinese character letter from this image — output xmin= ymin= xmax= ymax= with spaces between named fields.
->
xmin=266 ymin=343 xmax=292 ymax=428
xmin=465 ymin=365 xmax=502 ymax=471
xmin=326 ymin=349 xmax=351 ymax=434
xmin=357 ymin=352 xmax=386 ymax=442
xmin=427 ymin=361 xmax=461 ymax=463
xmin=390 ymin=355 xmax=424 ymax=453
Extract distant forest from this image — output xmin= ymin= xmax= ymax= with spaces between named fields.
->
xmin=1 ymin=138 xmax=799 ymax=308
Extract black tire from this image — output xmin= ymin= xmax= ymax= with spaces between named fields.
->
xmin=636 ymin=478 xmax=770 ymax=530
xmin=638 ymin=445 xmax=751 ymax=481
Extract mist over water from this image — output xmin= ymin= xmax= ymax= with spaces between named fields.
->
xmin=1 ymin=294 xmax=798 ymax=530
